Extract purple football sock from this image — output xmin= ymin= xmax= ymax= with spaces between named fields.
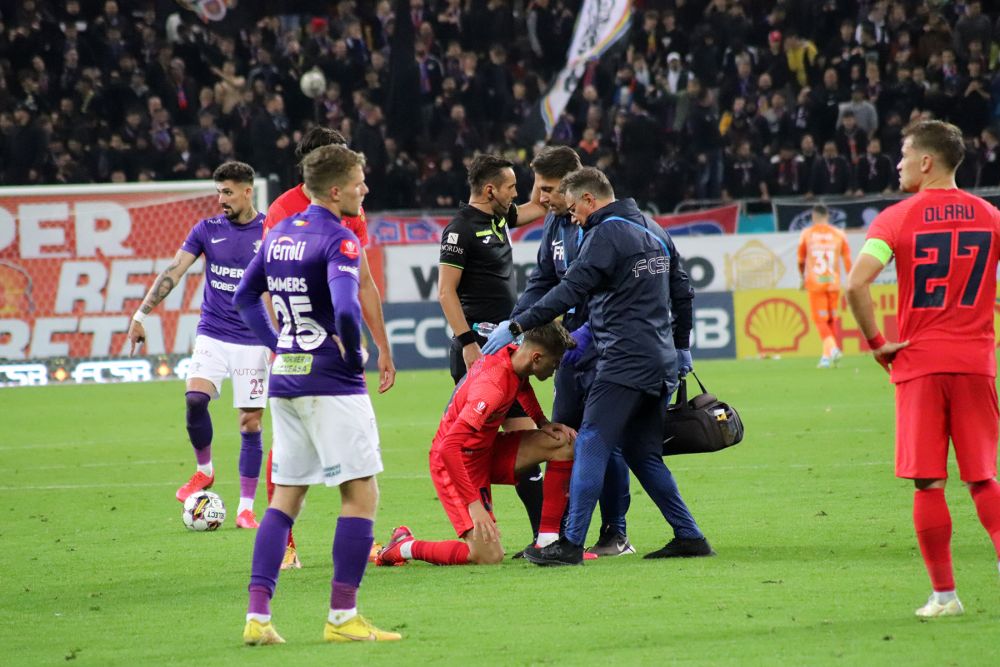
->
xmin=239 ymin=431 xmax=263 ymax=498
xmin=330 ymin=516 xmax=374 ymax=611
xmin=247 ymin=508 xmax=294 ymax=616
xmin=185 ymin=391 xmax=213 ymax=463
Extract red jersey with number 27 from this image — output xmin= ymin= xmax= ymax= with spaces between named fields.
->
xmin=866 ymin=188 xmax=1000 ymax=383
xmin=262 ymin=183 xmax=369 ymax=246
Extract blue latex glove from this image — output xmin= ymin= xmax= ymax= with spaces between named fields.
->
xmin=676 ymin=348 xmax=693 ymax=378
xmin=481 ymin=319 xmax=515 ymax=354
xmin=562 ymin=323 xmax=593 ymax=367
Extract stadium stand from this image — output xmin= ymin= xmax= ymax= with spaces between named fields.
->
xmin=3 ymin=0 xmax=1000 ymax=213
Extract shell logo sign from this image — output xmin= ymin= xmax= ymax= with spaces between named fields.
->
xmin=724 ymin=240 xmax=786 ymax=290
xmin=744 ymin=298 xmax=809 ymax=354
xmin=735 ymin=287 xmax=901 ymax=359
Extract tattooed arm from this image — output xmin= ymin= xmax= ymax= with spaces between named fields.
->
xmin=128 ymin=249 xmax=199 ymax=356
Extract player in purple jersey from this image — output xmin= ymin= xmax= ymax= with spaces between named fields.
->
xmin=234 ymin=145 xmax=400 ymax=644
xmin=128 ymin=162 xmax=269 ymax=529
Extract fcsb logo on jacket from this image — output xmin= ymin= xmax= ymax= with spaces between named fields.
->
xmin=340 ymin=239 xmax=360 ymax=259
xmin=632 ymin=255 xmax=669 ymax=277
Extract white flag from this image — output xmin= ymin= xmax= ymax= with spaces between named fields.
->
xmin=540 ymin=0 xmax=633 ymax=138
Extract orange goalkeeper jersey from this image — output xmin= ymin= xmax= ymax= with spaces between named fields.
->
xmin=798 ymin=222 xmax=852 ymax=291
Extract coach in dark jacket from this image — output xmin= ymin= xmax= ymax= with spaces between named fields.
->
xmin=484 ymin=167 xmax=710 ymax=565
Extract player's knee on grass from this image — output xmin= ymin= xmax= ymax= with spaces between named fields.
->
xmin=466 ymin=536 xmax=504 ymax=565
xmin=239 ymin=408 xmax=263 ymax=433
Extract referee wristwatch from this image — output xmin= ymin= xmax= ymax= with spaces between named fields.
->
xmin=508 ymin=320 xmax=524 ymax=338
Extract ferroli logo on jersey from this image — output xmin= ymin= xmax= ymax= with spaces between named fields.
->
xmin=268 ymin=236 xmax=307 ymax=262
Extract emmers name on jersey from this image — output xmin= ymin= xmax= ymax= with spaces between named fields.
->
xmin=268 ymin=276 xmax=309 ymax=293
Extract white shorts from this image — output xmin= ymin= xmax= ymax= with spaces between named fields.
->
xmin=188 ymin=334 xmax=270 ymax=409
xmin=269 ymin=394 xmax=383 ymax=487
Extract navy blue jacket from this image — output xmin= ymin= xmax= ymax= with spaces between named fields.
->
xmin=516 ymin=198 xmax=694 ymax=392
xmin=510 ymin=211 xmax=588 ymax=332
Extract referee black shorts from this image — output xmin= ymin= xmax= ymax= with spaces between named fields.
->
xmin=448 ymin=333 xmax=529 ymax=419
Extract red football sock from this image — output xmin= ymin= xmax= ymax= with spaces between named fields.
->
xmin=411 ymin=540 xmax=470 ymax=565
xmin=539 ymin=460 xmax=573 ymax=535
xmin=913 ymin=488 xmax=954 ymax=592
xmin=266 ymin=448 xmax=275 ymax=503
xmin=969 ymin=479 xmax=1000 ymax=558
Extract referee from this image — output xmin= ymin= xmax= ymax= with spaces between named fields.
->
xmin=438 ymin=153 xmax=546 ymax=550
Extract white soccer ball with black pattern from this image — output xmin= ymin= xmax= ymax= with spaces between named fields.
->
xmin=182 ymin=491 xmax=226 ymax=531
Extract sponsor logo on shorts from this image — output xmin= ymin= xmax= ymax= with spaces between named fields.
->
xmin=323 ymin=464 xmax=342 ymax=478
xmin=272 ymin=353 xmax=313 ymax=375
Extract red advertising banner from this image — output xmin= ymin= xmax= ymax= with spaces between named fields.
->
xmin=367 ymin=204 xmax=738 ymax=246
xmin=0 ymin=182 xmax=267 ymax=362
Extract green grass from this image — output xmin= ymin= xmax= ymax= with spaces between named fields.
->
xmin=2 ymin=358 xmax=998 ymax=666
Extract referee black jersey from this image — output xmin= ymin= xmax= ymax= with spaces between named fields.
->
xmin=439 ymin=202 xmax=518 ymax=326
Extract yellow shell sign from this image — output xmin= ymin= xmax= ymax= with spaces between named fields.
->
xmin=744 ymin=298 xmax=809 ymax=354
xmin=734 ymin=287 xmax=902 ymax=359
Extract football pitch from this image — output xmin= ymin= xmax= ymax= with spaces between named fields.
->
xmin=3 ymin=358 xmax=998 ymax=666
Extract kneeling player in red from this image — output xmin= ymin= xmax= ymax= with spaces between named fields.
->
xmin=376 ymin=322 xmax=577 ymax=566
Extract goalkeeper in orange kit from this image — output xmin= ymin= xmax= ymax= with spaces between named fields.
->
xmin=798 ymin=204 xmax=853 ymax=367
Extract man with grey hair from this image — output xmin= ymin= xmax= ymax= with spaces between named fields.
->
xmin=483 ymin=167 xmax=711 ymax=565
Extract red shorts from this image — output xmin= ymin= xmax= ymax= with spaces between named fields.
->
xmin=429 ymin=431 xmax=522 ymax=537
xmin=895 ymin=373 xmax=998 ymax=482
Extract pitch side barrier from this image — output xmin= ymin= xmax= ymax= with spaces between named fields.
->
xmin=0 ymin=180 xmax=266 ymax=386
xmin=675 ymin=188 xmax=1000 ymax=234
xmin=3 ymin=187 xmax=970 ymax=385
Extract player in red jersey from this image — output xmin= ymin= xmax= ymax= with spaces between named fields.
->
xmin=373 ymin=322 xmax=578 ymax=566
xmin=847 ymin=120 xmax=1000 ymax=618
xmin=262 ymin=127 xmax=396 ymax=569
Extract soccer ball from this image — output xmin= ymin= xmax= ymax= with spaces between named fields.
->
xmin=182 ymin=491 xmax=226 ymax=531
xmin=300 ymin=68 xmax=327 ymax=99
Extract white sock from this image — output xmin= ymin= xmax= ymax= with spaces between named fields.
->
xmin=238 ymin=498 xmax=254 ymax=514
xmin=400 ymin=540 xmax=414 ymax=559
xmin=197 ymin=462 xmax=213 ymax=476
xmin=537 ymin=532 xmax=559 ymax=548
xmin=933 ymin=590 xmax=957 ymax=604
xmin=246 ymin=613 xmax=270 ymax=623
xmin=329 ymin=608 xmax=357 ymax=625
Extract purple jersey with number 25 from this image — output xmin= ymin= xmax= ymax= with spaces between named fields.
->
xmin=235 ymin=204 xmax=366 ymax=397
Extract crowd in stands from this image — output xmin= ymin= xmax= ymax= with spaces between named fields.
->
xmin=4 ymin=0 xmax=1000 ymax=214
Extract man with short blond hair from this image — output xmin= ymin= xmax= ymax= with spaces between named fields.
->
xmin=235 ymin=144 xmax=400 ymax=644
xmin=848 ymin=120 xmax=1000 ymax=618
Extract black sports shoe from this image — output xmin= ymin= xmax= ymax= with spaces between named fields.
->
xmin=585 ymin=525 xmax=637 ymax=557
xmin=524 ymin=537 xmax=584 ymax=566
xmin=643 ymin=537 xmax=715 ymax=559
xmin=511 ymin=542 xmax=534 ymax=560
